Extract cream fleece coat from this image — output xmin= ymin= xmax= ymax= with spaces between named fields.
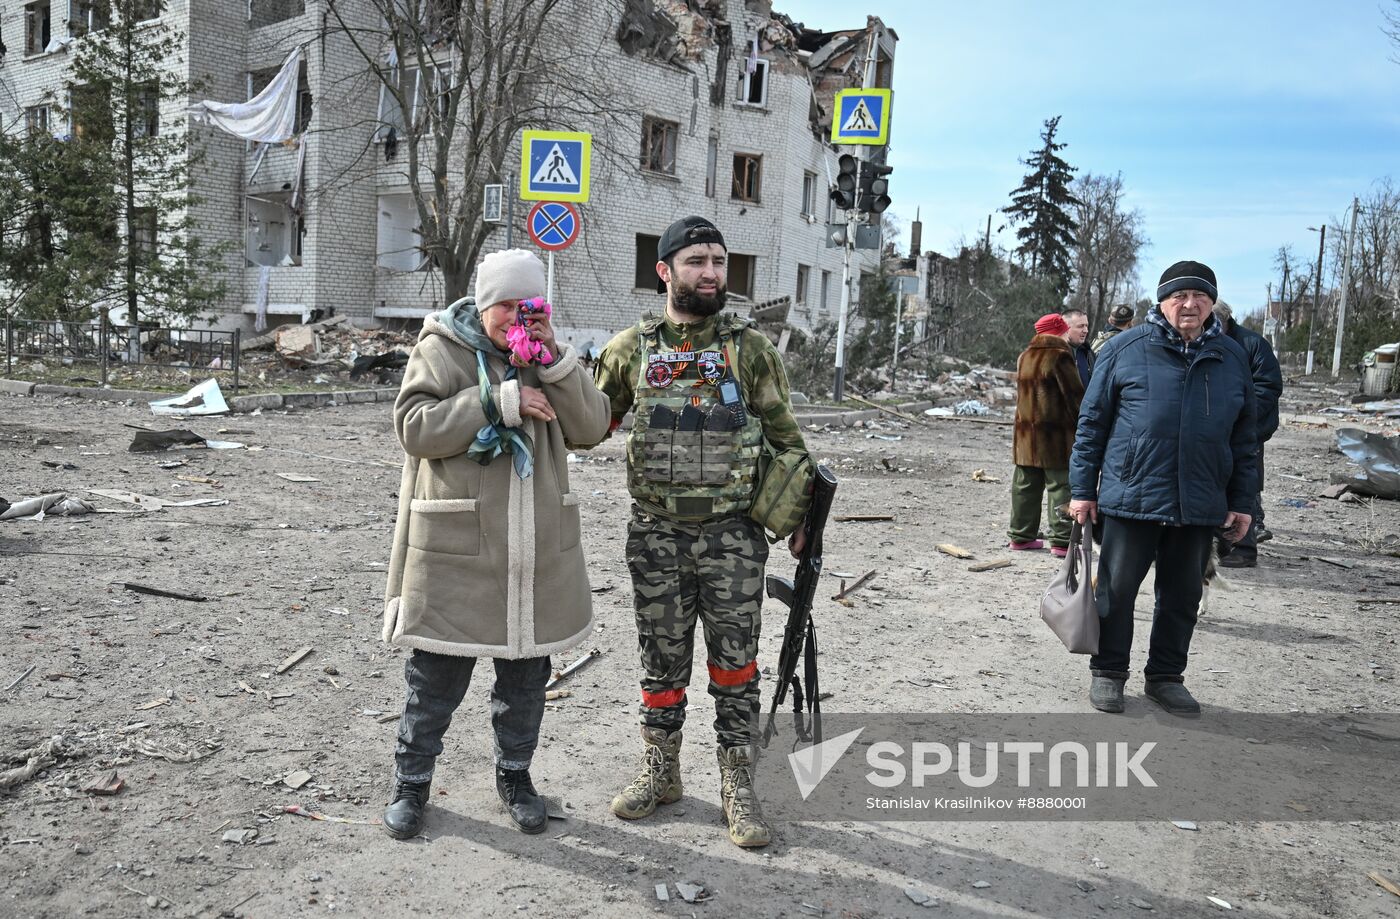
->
xmin=382 ymin=315 xmax=611 ymax=658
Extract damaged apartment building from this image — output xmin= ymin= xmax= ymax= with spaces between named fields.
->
xmin=0 ymin=0 xmax=895 ymax=346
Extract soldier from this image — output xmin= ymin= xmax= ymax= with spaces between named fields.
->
xmin=591 ymin=216 xmax=809 ymax=848
xmin=1091 ymin=304 xmax=1136 ymax=353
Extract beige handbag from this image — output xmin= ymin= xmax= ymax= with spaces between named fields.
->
xmin=1039 ymin=522 xmax=1099 ymax=654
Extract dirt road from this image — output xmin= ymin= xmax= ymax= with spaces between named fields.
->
xmin=2 ymin=388 xmax=1398 ymax=918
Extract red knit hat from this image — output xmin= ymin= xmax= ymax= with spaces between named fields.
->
xmin=1034 ymin=313 xmax=1069 ymax=336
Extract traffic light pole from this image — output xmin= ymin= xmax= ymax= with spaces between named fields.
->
xmin=832 ymin=162 xmax=861 ymax=402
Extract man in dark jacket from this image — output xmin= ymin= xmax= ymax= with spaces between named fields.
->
xmin=1091 ymin=304 xmax=1135 ymax=353
xmin=1069 ymin=261 xmax=1258 ymax=716
xmin=1212 ymin=303 xmax=1283 ymax=568
xmin=1062 ymin=309 xmax=1095 ymax=386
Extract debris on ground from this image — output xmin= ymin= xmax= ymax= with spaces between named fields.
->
xmin=79 ymin=769 xmax=125 ymax=795
xmin=904 ymin=885 xmax=939 ymax=907
xmin=1207 ymin=895 xmax=1234 ymax=910
xmin=971 ymin=468 xmax=1001 ymax=483
xmin=832 ymin=570 xmax=877 ymax=601
xmin=833 ymin=514 xmax=895 ymax=522
xmin=239 ymin=314 xmax=415 ymax=385
xmin=281 ymin=805 xmax=382 ymax=826
xmin=675 ymin=882 xmax=709 ymax=903
xmin=1370 ymin=870 xmax=1400 ymax=899
xmin=276 ymin=647 xmax=315 ymax=674
xmin=0 ymin=494 xmax=95 ymax=521
xmin=968 ymin=559 xmax=1012 ymax=572
xmin=123 ymin=582 xmax=208 ymax=603
xmin=282 ymin=770 xmax=313 ymax=790
xmin=546 ymin=649 xmax=602 ymax=690
xmin=0 ymin=736 xmax=82 ymax=791
xmin=4 ymin=665 xmax=37 ymax=692
xmin=88 ymin=489 xmax=228 ymax=511
xmin=954 ymin=400 xmax=990 ymax=416
xmin=149 ymin=378 xmax=229 ymax=416
xmin=936 ymin=544 xmax=974 ymax=559
xmin=1335 ymin=428 xmax=1400 ymax=499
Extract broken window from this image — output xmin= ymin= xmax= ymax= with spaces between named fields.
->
xmin=728 ymin=253 xmax=755 ymax=300
xmin=640 ymin=116 xmax=677 ymax=175
xmin=376 ymin=67 xmax=415 ymax=140
xmin=246 ymin=193 xmax=304 ymax=267
xmin=376 ymin=193 xmax=425 ymax=272
xmin=69 ymin=0 xmax=111 ymax=36
xmin=127 ymin=0 xmax=160 ymax=22
xmin=704 ymin=135 xmax=718 ymax=198
xmin=70 ymin=83 xmax=114 ymax=144
xmin=737 ymin=59 xmax=768 ymax=107
xmin=731 ymin=153 xmax=761 ymax=203
xmin=132 ymin=81 xmax=159 ymax=138
xmin=25 ymin=105 xmax=52 ymax=135
xmin=634 ymin=233 xmax=661 ymax=290
xmin=820 ymin=270 xmax=831 ymax=314
xmin=26 ymin=1 xmax=52 ymax=55
xmin=248 ymin=0 xmax=304 ymax=28
xmin=130 ymin=207 xmax=157 ymax=261
xmin=801 ymin=171 xmax=817 ymax=217
xmin=251 ymin=63 xmax=312 ymax=134
xmin=796 ymin=264 xmax=809 ymax=305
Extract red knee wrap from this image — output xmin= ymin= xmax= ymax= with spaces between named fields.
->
xmin=641 ymin=686 xmax=687 ymax=708
xmin=707 ymin=660 xmax=758 ymax=687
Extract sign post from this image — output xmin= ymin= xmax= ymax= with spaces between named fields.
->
xmin=526 ymin=201 xmax=581 ymax=305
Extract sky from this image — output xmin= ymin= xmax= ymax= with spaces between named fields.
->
xmin=791 ymin=0 xmax=1400 ymax=312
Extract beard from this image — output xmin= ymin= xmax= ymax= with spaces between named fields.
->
xmin=671 ymin=278 xmax=727 ymax=317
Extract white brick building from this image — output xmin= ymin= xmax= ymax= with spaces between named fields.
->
xmin=0 ymin=0 xmax=895 ymax=347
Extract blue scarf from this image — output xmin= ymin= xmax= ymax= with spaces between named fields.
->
xmin=437 ymin=298 xmax=534 ymax=479
xmin=1147 ymin=306 xmax=1222 ymax=361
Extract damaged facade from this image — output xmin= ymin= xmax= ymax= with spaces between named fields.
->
xmin=0 ymin=0 xmax=895 ymax=347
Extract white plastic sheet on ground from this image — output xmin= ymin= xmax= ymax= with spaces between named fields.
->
xmin=189 ymin=46 xmax=303 ymax=143
xmin=0 ymin=494 xmax=95 ymax=521
xmin=149 ymin=379 xmax=229 ymax=416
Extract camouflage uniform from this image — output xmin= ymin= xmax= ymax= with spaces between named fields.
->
xmin=594 ymin=313 xmax=807 ymax=747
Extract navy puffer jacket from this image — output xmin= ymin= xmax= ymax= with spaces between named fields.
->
xmin=1070 ymin=320 xmax=1259 ymax=525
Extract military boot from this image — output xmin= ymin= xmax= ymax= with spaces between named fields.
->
xmin=383 ymin=779 xmax=431 ymax=839
xmin=717 ymin=744 xmax=771 ymax=848
xmin=610 ymin=727 xmax=683 ymax=819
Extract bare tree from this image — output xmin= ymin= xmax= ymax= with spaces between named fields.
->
xmin=320 ymin=0 xmax=631 ymax=302
xmin=1067 ymin=172 xmax=1146 ymax=330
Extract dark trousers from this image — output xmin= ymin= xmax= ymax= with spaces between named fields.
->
xmin=394 ymin=649 xmax=551 ymax=783
xmin=1090 ymin=516 xmax=1214 ymax=680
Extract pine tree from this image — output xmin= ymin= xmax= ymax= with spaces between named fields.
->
xmin=63 ymin=0 xmax=227 ymax=326
xmin=1003 ymin=116 xmax=1080 ymax=296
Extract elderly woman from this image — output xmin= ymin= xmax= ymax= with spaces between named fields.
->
xmin=381 ymin=249 xmax=610 ymax=838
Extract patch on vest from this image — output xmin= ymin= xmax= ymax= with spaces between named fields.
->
xmin=645 ymin=361 xmax=676 ymax=388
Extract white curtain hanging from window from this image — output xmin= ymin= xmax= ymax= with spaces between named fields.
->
xmin=189 ymin=46 xmax=304 ymax=143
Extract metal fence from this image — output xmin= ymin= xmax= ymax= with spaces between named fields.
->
xmin=3 ymin=312 xmax=241 ymax=390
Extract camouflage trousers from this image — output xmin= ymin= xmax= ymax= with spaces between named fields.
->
xmin=626 ymin=506 xmax=769 ymax=748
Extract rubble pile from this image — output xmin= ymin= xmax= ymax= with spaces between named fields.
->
xmin=241 ymin=316 xmax=416 ymax=384
xmin=883 ymin=357 xmax=1018 ymax=407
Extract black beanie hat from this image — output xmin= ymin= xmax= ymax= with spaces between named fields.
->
xmin=1156 ymin=261 xmax=1218 ymax=303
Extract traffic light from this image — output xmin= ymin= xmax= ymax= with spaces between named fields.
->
xmin=858 ymin=162 xmax=892 ymax=215
xmin=830 ymin=154 xmax=858 ymax=210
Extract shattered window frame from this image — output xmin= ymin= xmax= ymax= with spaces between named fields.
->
xmin=133 ymin=80 xmax=160 ymax=138
xmin=246 ymin=192 xmax=305 ymax=268
xmin=820 ymin=270 xmax=831 ymax=314
xmin=247 ymin=0 xmax=305 ymax=28
xmin=375 ymin=192 xmax=427 ymax=273
xmin=640 ymin=116 xmax=678 ymax=176
xmin=127 ymin=0 xmax=160 ymax=23
xmin=731 ymin=153 xmax=762 ymax=203
xmin=25 ymin=0 xmax=53 ymax=55
xmin=737 ymin=58 xmax=769 ymax=107
xmin=796 ymin=263 xmax=809 ymax=305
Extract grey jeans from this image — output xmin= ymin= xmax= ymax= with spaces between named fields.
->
xmin=394 ymin=649 xmax=551 ymax=782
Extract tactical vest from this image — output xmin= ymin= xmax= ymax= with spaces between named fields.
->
xmin=626 ymin=316 xmax=765 ymax=521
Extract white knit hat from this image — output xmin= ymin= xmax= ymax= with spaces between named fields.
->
xmin=474 ymin=249 xmax=546 ymax=312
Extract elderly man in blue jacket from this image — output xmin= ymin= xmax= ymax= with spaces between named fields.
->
xmin=1069 ymin=261 xmax=1258 ymax=716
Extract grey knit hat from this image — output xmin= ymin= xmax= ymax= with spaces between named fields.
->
xmin=474 ymin=249 xmax=546 ymax=312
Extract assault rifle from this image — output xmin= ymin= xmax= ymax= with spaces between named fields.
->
xmin=762 ymin=464 xmax=837 ymax=747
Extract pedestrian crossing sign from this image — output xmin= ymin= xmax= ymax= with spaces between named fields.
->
xmin=831 ymin=89 xmax=892 ymax=145
xmin=520 ymin=130 xmax=592 ymax=202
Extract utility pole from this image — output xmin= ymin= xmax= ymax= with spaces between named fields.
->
xmin=1332 ymin=197 xmax=1359 ymax=377
xmin=1306 ymin=224 xmax=1325 ymax=376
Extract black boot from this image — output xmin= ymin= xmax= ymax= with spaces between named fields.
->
xmin=496 ymin=767 xmax=547 ymax=835
xmin=1145 ymin=679 xmax=1201 ymax=715
xmin=383 ymin=779 xmax=431 ymax=839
